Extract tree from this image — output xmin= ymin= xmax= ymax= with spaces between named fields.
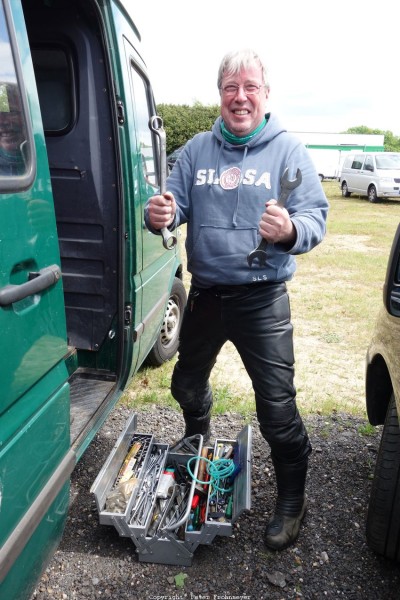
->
xmin=157 ymin=102 xmax=220 ymax=154
xmin=343 ymin=126 xmax=400 ymax=152
xmin=157 ymin=108 xmax=400 ymax=156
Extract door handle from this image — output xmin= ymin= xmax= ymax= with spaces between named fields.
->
xmin=0 ymin=264 xmax=62 ymax=306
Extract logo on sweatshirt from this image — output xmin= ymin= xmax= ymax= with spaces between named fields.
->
xmin=195 ymin=168 xmax=272 ymax=189
xmin=219 ymin=167 xmax=241 ymax=190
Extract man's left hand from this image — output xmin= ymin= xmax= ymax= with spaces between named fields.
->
xmin=259 ymin=200 xmax=296 ymax=245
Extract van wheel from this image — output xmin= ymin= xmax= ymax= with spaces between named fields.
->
xmin=368 ymin=186 xmax=378 ymax=203
xmin=145 ymin=277 xmax=187 ymax=367
xmin=341 ymin=182 xmax=351 ymax=197
xmin=366 ymin=394 xmax=400 ymax=562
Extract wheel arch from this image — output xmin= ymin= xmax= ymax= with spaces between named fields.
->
xmin=341 ymin=180 xmax=351 ymax=197
xmin=368 ymin=183 xmax=378 ymax=199
xmin=366 ymin=353 xmax=393 ymax=425
xmin=174 ymin=263 xmax=184 ymax=281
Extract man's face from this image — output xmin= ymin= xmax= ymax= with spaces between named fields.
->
xmin=0 ymin=109 xmax=24 ymax=154
xmin=220 ymin=65 xmax=269 ymax=137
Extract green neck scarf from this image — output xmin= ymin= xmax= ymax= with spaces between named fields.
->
xmin=220 ymin=115 xmax=268 ymax=145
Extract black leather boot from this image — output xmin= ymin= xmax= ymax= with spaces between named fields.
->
xmin=264 ymin=457 xmax=308 ymax=551
xmin=182 ymin=409 xmax=211 ymax=443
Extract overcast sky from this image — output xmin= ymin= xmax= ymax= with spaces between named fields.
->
xmin=132 ymin=0 xmax=399 ymax=135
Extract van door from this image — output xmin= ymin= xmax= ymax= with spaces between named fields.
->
xmin=1 ymin=0 xmax=185 ymax=596
xmin=356 ymin=153 xmax=374 ymax=195
xmin=0 ymin=2 xmax=71 ymax=598
xmin=123 ymin=39 xmax=179 ymax=373
xmin=349 ymin=153 xmax=366 ymax=193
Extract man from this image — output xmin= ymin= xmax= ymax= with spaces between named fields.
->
xmin=145 ymin=49 xmax=329 ymax=551
xmin=0 ymin=82 xmax=26 ymax=176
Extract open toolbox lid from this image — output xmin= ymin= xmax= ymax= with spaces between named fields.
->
xmin=231 ymin=424 xmax=252 ymax=523
xmin=90 ymin=412 xmax=138 ymax=515
xmin=90 ymin=413 xmax=155 ymax=528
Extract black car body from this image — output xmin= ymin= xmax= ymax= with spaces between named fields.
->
xmin=167 ymin=144 xmax=185 ymax=172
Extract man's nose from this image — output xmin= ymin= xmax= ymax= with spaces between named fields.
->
xmin=235 ymin=87 xmax=248 ymax=100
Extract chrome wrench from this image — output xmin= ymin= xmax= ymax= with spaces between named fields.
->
xmin=148 ymin=115 xmax=177 ymax=250
xmin=247 ymin=167 xmax=302 ymax=267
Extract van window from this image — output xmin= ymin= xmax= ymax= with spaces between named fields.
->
xmin=351 ymin=155 xmax=364 ymax=170
xmin=376 ymin=154 xmax=400 ymax=169
xmin=32 ymin=46 xmax=75 ymax=134
xmin=364 ymin=155 xmax=374 ymax=172
xmin=129 ymin=65 xmax=157 ymax=189
xmin=0 ymin=3 xmax=30 ymax=181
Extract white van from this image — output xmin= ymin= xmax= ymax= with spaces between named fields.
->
xmin=338 ymin=152 xmax=400 ymax=202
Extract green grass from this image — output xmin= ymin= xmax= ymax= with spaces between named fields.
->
xmin=122 ymin=180 xmax=400 ymax=418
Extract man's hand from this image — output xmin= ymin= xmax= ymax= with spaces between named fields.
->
xmin=259 ymin=199 xmax=296 ymax=245
xmin=147 ymin=191 xmax=176 ymax=230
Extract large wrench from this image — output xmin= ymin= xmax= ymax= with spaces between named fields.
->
xmin=247 ymin=167 xmax=302 ymax=267
xmin=148 ymin=115 xmax=177 ymax=250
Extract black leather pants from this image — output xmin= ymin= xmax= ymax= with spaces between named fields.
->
xmin=171 ymin=282 xmax=311 ymax=465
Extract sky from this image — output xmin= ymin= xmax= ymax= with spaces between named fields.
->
xmin=131 ymin=0 xmax=400 ymax=136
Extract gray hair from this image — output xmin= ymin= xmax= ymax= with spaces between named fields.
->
xmin=217 ymin=49 xmax=270 ymax=91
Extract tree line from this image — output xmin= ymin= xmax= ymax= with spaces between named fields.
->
xmin=157 ymin=103 xmax=400 ymax=155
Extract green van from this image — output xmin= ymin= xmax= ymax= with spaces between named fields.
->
xmin=0 ymin=1 xmax=186 ymax=598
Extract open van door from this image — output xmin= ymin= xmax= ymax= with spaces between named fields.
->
xmin=0 ymin=2 xmax=73 ymax=598
xmin=0 ymin=1 xmax=185 ymax=598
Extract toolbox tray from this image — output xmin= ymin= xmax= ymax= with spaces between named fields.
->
xmin=91 ymin=412 xmax=252 ymax=566
xmin=91 ymin=414 xmax=154 ymax=536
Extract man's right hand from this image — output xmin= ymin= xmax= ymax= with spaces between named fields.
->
xmin=147 ymin=191 xmax=176 ymax=230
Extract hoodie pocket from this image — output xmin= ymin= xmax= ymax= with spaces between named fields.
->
xmin=188 ymin=225 xmax=260 ymax=272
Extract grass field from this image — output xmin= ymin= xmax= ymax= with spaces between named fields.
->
xmin=122 ymin=180 xmax=400 ymax=418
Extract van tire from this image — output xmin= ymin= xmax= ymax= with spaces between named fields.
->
xmin=341 ymin=182 xmax=351 ymax=197
xmin=368 ymin=185 xmax=378 ymax=203
xmin=366 ymin=393 xmax=400 ymax=562
xmin=145 ymin=277 xmax=187 ymax=367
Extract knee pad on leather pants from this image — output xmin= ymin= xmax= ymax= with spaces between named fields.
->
xmin=258 ymin=402 xmax=311 ymax=464
xmin=171 ymin=367 xmax=213 ymax=419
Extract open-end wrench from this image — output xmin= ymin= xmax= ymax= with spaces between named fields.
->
xmin=148 ymin=115 xmax=177 ymax=250
xmin=247 ymin=167 xmax=302 ymax=267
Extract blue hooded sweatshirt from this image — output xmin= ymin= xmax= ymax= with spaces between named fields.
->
xmin=145 ymin=113 xmax=329 ymax=288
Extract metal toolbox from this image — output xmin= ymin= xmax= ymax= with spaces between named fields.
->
xmin=91 ymin=413 xmax=252 ymax=566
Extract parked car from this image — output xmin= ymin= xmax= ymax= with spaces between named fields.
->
xmin=339 ymin=152 xmax=400 ymax=202
xmin=167 ymin=144 xmax=186 ymax=171
xmin=365 ymin=223 xmax=400 ymax=562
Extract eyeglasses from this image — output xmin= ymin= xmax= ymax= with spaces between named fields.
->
xmin=220 ymin=84 xmax=264 ymax=97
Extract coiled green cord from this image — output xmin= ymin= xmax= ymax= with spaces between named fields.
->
xmin=187 ymin=455 xmax=234 ymax=493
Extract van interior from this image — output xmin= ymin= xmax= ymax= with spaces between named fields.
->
xmin=22 ymin=0 xmax=122 ymax=446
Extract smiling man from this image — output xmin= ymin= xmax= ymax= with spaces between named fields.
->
xmin=145 ymin=49 xmax=329 ymax=551
xmin=0 ymin=82 xmax=26 ymax=176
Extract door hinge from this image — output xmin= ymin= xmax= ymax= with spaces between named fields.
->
xmin=124 ymin=305 xmax=132 ymax=326
xmin=117 ymin=99 xmax=125 ymax=125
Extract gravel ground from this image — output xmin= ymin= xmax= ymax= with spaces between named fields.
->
xmin=31 ymin=404 xmax=400 ymax=600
